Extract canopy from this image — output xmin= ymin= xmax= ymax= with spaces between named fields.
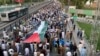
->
xmin=23 ymin=33 xmax=40 ymax=43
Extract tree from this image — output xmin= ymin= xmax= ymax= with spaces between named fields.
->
xmin=6 ymin=0 xmax=12 ymax=4
xmin=90 ymin=0 xmax=94 ymax=3
xmin=59 ymin=0 xmax=92 ymax=9
xmin=0 ymin=0 xmax=44 ymax=5
xmin=0 ymin=0 xmax=3 ymax=5
xmin=59 ymin=0 xmax=68 ymax=6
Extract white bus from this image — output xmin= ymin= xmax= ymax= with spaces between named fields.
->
xmin=0 ymin=7 xmax=28 ymax=21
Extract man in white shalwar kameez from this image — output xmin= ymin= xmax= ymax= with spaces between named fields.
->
xmin=15 ymin=42 xmax=20 ymax=53
xmin=62 ymin=31 xmax=65 ymax=38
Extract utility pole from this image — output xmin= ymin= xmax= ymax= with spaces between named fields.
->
xmin=90 ymin=0 xmax=100 ymax=56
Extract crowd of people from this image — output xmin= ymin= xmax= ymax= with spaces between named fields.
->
xmin=0 ymin=1 xmax=87 ymax=56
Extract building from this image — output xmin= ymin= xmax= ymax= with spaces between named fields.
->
xmin=85 ymin=0 xmax=97 ymax=8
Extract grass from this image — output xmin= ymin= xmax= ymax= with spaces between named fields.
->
xmin=97 ymin=34 xmax=100 ymax=51
xmin=77 ymin=21 xmax=100 ymax=50
xmin=77 ymin=21 xmax=93 ymax=40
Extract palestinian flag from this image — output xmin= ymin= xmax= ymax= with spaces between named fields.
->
xmin=23 ymin=21 xmax=48 ymax=43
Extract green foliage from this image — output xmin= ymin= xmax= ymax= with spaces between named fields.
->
xmin=77 ymin=21 xmax=93 ymax=39
xmin=76 ymin=1 xmax=84 ymax=9
xmin=59 ymin=0 xmax=68 ymax=6
xmin=6 ymin=0 xmax=13 ymax=4
xmin=0 ymin=0 xmax=44 ymax=5
xmin=97 ymin=34 xmax=100 ymax=51
xmin=59 ymin=0 xmax=94 ymax=9
xmin=0 ymin=0 xmax=4 ymax=5
xmin=90 ymin=0 xmax=94 ymax=2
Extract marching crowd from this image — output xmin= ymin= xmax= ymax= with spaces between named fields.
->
xmin=0 ymin=1 xmax=87 ymax=56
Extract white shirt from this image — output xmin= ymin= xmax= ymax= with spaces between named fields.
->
xmin=25 ymin=48 xmax=29 ymax=55
xmin=3 ymin=31 xmax=7 ymax=38
xmin=66 ymin=51 xmax=72 ymax=56
xmin=8 ymin=48 xmax=14 ymax=55
xmin=39 ymin=43 xmax=42 ymax=47
xmin=67 ymin=17 xmax=71 ymax=22
xmin=46 ymin=43 xmax=49 ymax=45
xmin=13 ymin=27 xmax=16 ymax=30
xmin=34 ymin=14 xmax=36 ymax=18
xmin=2 ymin=31 xmax=9 ymax=39
xmin=62 ymin=31 xmax=65 ymax=38
xmin=39 ymin=53 xmax=44 ymax=56
xmin=1 ymin=43 xmax=6 ymax=50
xmin=15 ymin=42 xmax=20 ymax=52
xmin=30 ymin=43 xmax=33 ymax=47
xmin=82 ymin=30 xmax=85 ymax=37
xmin=78 ymin=44 xmax=83 ymax=52
xmin=15 ymin=43 xmax=19 ymax=48
xmin=19 ymin=31 xmax=23 ymax=36
xmin=34 ymin=51 xmax=37 ymax=56
xmin=20 ymin=25 xmax=24 ymax=31
xmin=34 ymin=44 xmax=37 ymax=50
xmin=3 ymin=51 xmax=8 ymax=56
xmin=4 ymin=35 xmax=9 ymax=39
xmin=30 ymin=43 xmax=33 ymax=51
xmin=24 ymin=27 xmax=27 ymax=32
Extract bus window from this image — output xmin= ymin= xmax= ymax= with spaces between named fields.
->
xmin=8 ymin=11 xmax=18 ymax=18
xmin=1 ymin=13 xmax=6 ymax=17
xmin=8 ymin=11 xmax=18 ymax=20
